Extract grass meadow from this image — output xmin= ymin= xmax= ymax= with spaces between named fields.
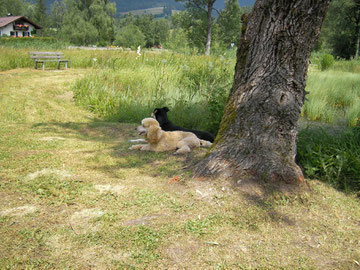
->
xmin=1 ymin=65 xmax=360 ymax=269
xmin=1 ymin=46 xmax=360 ymax=191
xmin=1 ymin=43 xmax=360 ymax=268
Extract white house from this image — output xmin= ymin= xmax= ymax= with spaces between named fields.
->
xmin=0 ymin=16 xmax=42 ymax=37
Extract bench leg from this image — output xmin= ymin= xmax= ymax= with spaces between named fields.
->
xmin=35 ymin=62 xmax=37 ymax=69
xmin=65 ymin=62 xmax=68 ymax=69
xmin=42 ymin=62 xmax=45 ymax=71
xmin=58 ymin=61 xmax=60 ymax=69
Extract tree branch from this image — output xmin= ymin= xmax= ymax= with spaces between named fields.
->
xmin=213 ymin=7 xmax=220 ymax=16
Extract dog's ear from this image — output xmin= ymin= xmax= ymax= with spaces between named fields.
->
xmin=146 ymin=125 xmax=162 ymax=144
xmin=163 ymin=107 xmax=170 ymax=112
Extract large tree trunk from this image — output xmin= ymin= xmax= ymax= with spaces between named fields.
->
xmin=204 ymin=0 xmax=215 ymax=55
xmin=195 ymin=0 xmax=331 ymax=185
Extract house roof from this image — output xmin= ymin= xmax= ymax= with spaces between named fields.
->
xmin=0 ymin=16 xmax=42 ymax=29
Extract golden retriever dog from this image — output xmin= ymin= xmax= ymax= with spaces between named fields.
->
xmin=130 ymin=118 xmax=212 ymax=154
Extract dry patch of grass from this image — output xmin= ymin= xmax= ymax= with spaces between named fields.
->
xmin=0 ymin=68 xmax=360 ymax=269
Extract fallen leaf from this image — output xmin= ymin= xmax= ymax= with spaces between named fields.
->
xmin=168 ymin=176 xmax=180 ymax=183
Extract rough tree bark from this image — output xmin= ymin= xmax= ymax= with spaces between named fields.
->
xmin=194 ymin=0 xmax=331 ymax=185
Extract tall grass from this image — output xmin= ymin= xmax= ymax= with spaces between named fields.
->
xmin=302 ymin=70 xmax=360 ymax=126
xmin=73 ymin=52 xmax=233 ymax=134
xmin=297 ymin=126 xmax=360 ymax=191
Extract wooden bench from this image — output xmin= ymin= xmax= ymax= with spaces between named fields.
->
xmin=29 ymin=52 xmax=70 ymax=70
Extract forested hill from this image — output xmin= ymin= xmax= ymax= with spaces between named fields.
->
xmin=113 ymin=0 xmax=256 ymax=12
xmin=44 ymin=0 xmax=256 ymax=13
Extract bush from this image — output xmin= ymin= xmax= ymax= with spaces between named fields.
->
xmin=0 ymin=37 xmax=68 ymax=49
xmin=319 ymin=53 xmax=334 ymax=71
xmin=297 ymin=127 xmax=360 ymax=192
xmin=114 ymin=25 xmax=146 ymax=49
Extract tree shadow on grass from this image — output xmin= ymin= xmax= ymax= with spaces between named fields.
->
xmin=31 ymin=120 xmax=208 ymax=179
xmin=237 ymin=183 xmax=299 ymax=227
xmin=30 ymin=119 xmax=310 ymax=229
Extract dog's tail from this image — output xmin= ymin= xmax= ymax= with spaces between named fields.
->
xmin=200 ymin=140 xmax=212 ymax=147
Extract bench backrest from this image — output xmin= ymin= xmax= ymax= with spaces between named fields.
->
xmin=29 ymin=52 xmax=64 ymax=60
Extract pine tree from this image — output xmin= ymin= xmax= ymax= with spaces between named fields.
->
xmin=34 ymin=0 xmax=48 ymax=32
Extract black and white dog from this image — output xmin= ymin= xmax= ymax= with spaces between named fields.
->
xmin=152 ymin=107 xmax=215 ymax=143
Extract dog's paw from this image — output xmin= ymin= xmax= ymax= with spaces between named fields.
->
xmin=129 ymin=144 xmax=144 ymax=150
xmin=200 ymin=140 xmax=212 ymax=147
xmin=129 ymin=139 xmax=146 ymax=143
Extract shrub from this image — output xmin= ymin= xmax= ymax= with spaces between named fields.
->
xmin=0 ymin=37 xmax=68 ymax=49
xmin=114 ymin=25 xmax=146 ymax=49
xmin=297 ymin=127 xmax=360 ymax=192
xmin=319 ymin=53 xmax=334 ymax=71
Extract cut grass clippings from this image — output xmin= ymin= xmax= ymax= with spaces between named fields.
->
xmin=0 ymin=65 xmax=360 ymax=269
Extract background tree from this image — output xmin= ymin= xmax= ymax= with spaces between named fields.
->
xmin=0 ymin=0 xmax=29 ymax=17
xmin=217 ymin=0 xmax=242 ymax=47
xmin=60 ymin=0 xmax=115 ymax=45
xmin=319 ymin=0 xmax=360 ymax=59
xmin=60 ymin=0 xmax=98 ymax=45
xmin=114 ymin=24 xmax=146 ymax=48
xmin=194 ymin=0 xmax=331 ymax=186
xmin=164 ymin=12 xmax=191 ymax=52
xmin=134 ymin=14 xmax=156 ymax=47
xmin=34 ymin=0 xmax=48 ymax=35
xmin=89 ymin=0 xmax=116 ymax=45
xmin=153 ymin=18 xmax=170 ymax=45
xmin=174 ymin=9 xmax=207 ymax=51
xmin=50 ymin=0 xmax=66 ymax=33
xmin=176 ymin=0 xmax=218 ymax=55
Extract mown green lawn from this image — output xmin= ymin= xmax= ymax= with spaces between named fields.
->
xmin=0 ymin=68 xmax=360 ymax=269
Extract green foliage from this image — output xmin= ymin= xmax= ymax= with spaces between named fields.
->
xmin=60 ymin=0 xmax=116 ymax=46
xmin=34 ymin=0 xmax=48 ymax=35
xmin=50 ymin=0 xmax=66 ymax=30
xmin=164 ymin=28 xmax=190 ymax=53
xmin=174 ymin=10 xmax=207 ymax=52
xmin=114 ymin=25 xmax=146 ymax=48
xmin=319 ymin=0 xmax=360 ymax=59
xmin=319 ymin=53 xmax=334 ymax=71
xmin=116 ymin=14 xmax=170 ymax=48
xmin=0 ymin=0 xmax=31 ymax=17
xmin=89 ymin=0 xmax=116 ymax=44
xmin=297 ymin=127 xmax=360 ymax=191
xmin=217 ymin=0 xmax=243 ymax=47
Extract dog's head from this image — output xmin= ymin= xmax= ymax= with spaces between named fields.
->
xmin=136 ymin=118 xmax=162 ymax=144
xmin=152 ymin=107 xmax=170 ymax=125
